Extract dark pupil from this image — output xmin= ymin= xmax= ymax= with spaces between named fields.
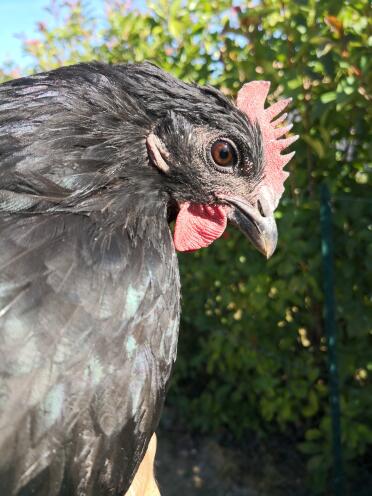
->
xmin=219 ymin=146 xmax=229 ymax=160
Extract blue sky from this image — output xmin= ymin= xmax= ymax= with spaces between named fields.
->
xmin=0 ymin=0 xmax=108 ymax=66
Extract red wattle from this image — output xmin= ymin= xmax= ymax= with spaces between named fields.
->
xmin=173 ymin=202 xmax=228 ymax=252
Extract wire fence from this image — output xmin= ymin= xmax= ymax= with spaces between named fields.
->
xmin=320 ymin=184 xmax=343 ymax=496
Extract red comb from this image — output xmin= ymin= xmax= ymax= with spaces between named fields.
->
xmin=237 ymin=81 xmax=298 ymax=207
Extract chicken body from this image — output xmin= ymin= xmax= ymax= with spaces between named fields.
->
xmin=0 ymin=62 xmax=296 ymax=495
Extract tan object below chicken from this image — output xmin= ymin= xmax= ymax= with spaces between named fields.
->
xmin=125 ymin=435 xmax=160 ymax=496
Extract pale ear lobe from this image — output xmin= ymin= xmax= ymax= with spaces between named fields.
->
xmin=146 ymin=133 xmax=171 ymax=174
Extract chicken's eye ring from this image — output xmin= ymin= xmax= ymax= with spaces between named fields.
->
xmin=209 ymin=139 xmax=238 ymax=172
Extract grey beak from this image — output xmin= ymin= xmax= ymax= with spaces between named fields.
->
xmin=223 ymin=193 xmax=278 ymax=259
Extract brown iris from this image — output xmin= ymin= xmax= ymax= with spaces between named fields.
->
xmin=211 ymin=140 xmax=237 ymax=168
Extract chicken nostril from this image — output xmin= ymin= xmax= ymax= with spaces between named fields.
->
xmin=257 ymin=199 xmax=265 ymax=217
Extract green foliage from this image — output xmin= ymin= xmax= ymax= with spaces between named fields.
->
xmin=1 ymin=0 xmax=371 ymax=493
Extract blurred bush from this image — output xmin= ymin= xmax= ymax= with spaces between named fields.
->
xmin=1 ymin=0 xmax=371 ymax=493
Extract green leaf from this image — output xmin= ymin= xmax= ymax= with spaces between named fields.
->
xmin=302 ymin=135 xmax=326 ymax=158
xmin=320 ymin=91 xmax=337 ymax=103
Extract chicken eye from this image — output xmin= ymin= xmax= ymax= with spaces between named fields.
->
xmin=210 ymin=140 xmax=237 ymax=169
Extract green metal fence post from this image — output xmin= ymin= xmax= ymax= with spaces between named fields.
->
xmin=320 ymin=184 xmax=344 ymax=496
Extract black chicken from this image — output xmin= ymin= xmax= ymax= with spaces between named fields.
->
xmin=0 ymin=62 xmax=297 ymax=495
